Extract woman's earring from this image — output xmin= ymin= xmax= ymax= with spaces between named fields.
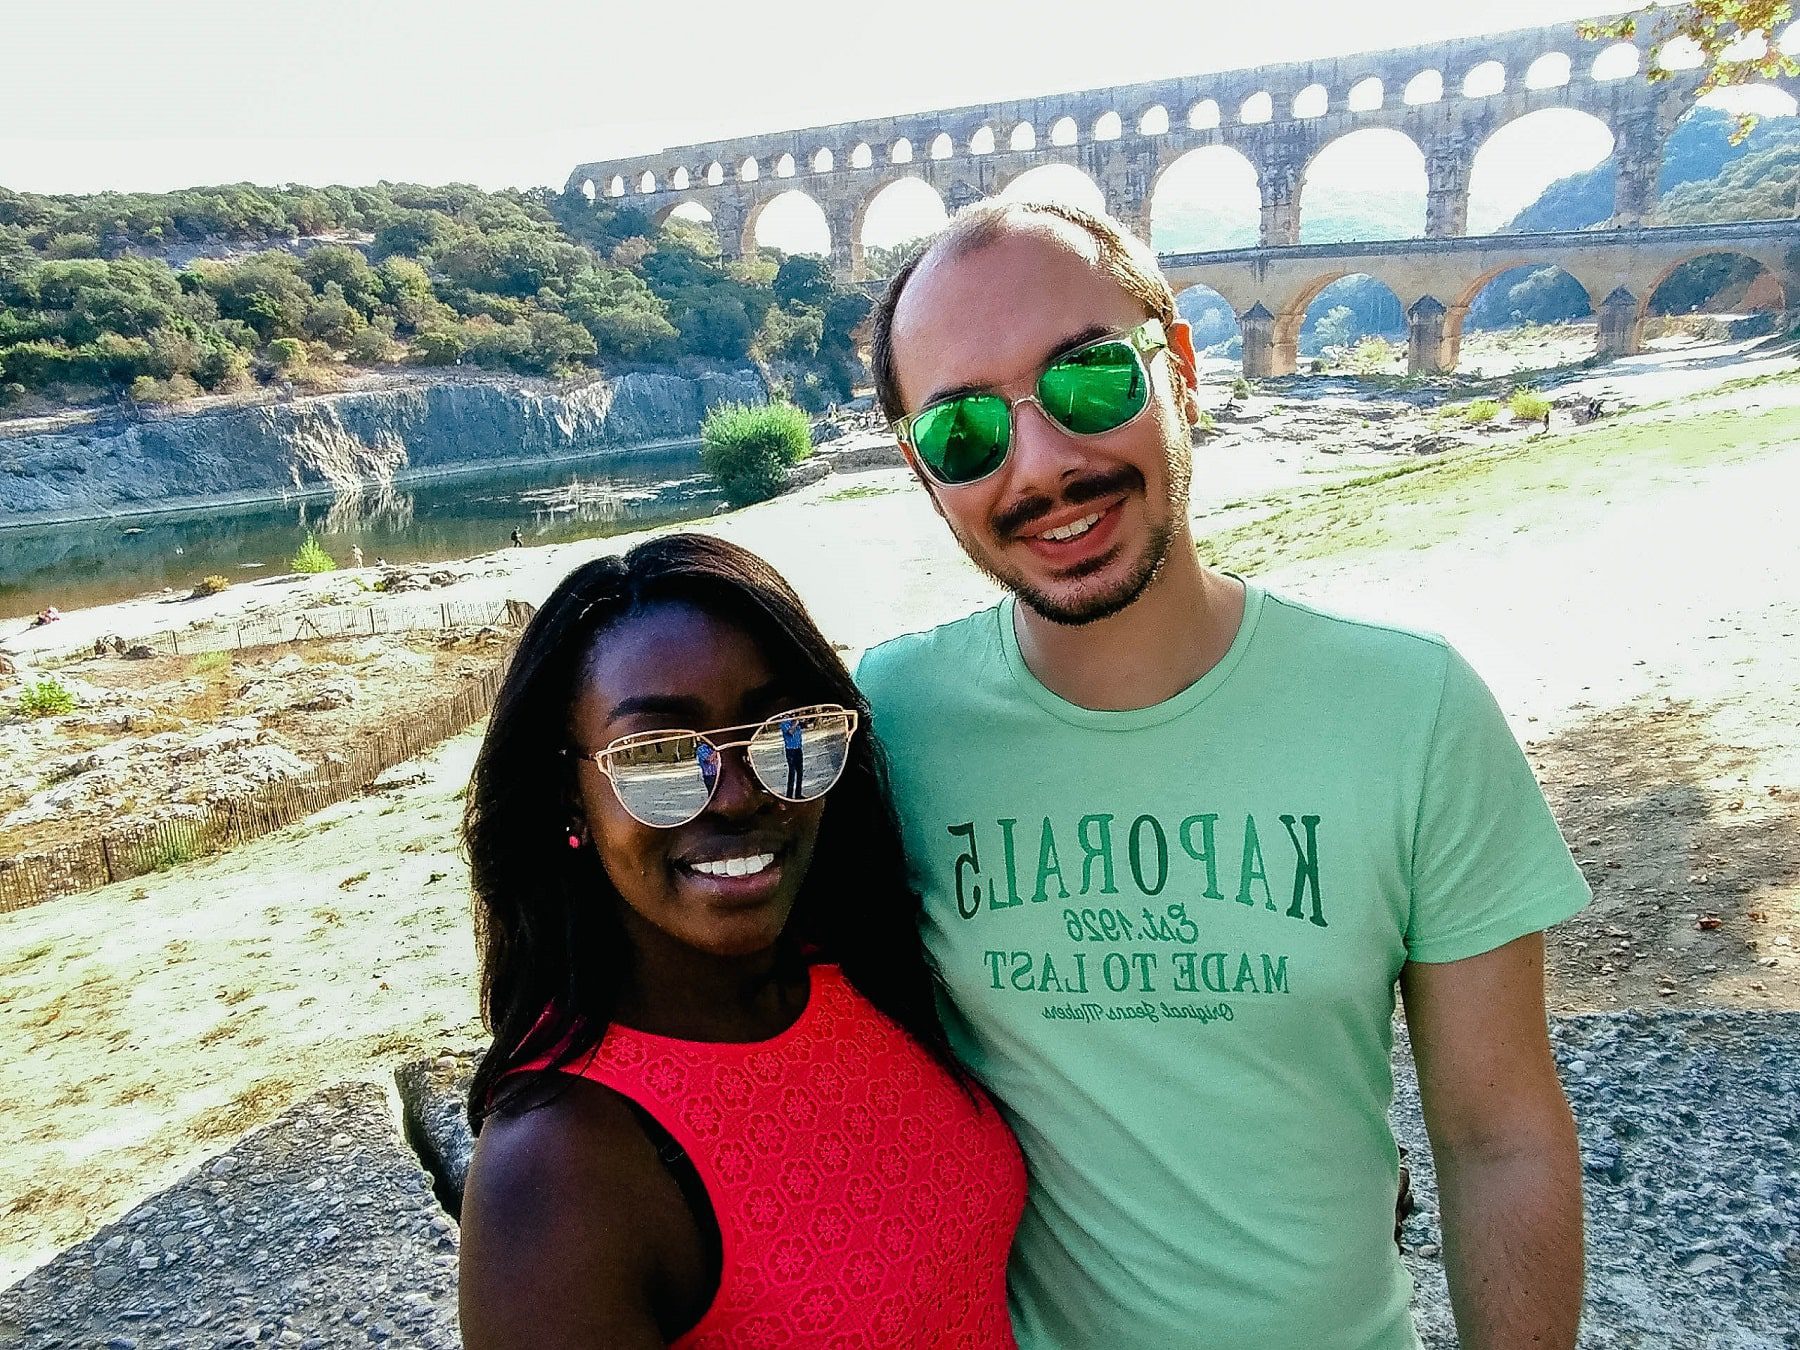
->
xmin=566 ymin=827 xmax=584 ymax=850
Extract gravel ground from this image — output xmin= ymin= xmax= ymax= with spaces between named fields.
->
xmin=0 ymin=1081 xmax=459 ymax=1350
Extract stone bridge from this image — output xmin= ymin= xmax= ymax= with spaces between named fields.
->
xmin=1162 ymin=219 xmax=1800 ymax=375
xmin=567 ymin=9 xmax=1798 ymax=279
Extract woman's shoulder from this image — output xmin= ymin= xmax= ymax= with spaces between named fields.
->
xmin=459 ymin=1078 xmax=706 ymax=1349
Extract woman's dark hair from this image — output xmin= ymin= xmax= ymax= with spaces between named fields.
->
xmin=464 ymin=533 xmax=965 ymax=1129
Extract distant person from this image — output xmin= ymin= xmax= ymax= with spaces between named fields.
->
xmin=694 ymin=739 xmax=719 ymax=790
xmin=509 ymin=528 xmax=523 ymax=548
xmin=457 ymin=534 xmax=1023 ymax=1348
xmin=351 ymin=545 xmax=364 ymax=568
xmin=780 ymin=713 xmax=804 ymax=797
xmin=858 ymin=198 xmax=1590 ymax=1348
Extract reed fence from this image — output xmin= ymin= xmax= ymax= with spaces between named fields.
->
xmin=0 ymin=623 xmax=526 ymax=914
xmin=112 ymin=598 xmax=534 ymax=658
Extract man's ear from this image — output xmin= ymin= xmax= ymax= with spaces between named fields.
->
xmin=1165 ymin=318 xmax=1204 ymax=425
xmin=897 ymin=440 xmax=948 ymax=520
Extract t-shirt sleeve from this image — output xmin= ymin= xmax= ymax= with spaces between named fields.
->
xmin=1405 ymin=643 xmax=1590 ymax=963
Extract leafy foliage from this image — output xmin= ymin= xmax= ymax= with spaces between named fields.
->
xmin=0 ymin=182 xmax=863 ymax=409
xmin=1581 ymin=1 xmax=1798 ymax=137
xmin=700 ymin=401 xmax=813 ymax=506
xmin=1509 ymin=388 xmax=1552 ymax=422
xmin=291 ymin=532 xmax=337 ymax=574
xmin=16 ymin=678 xmax=76 ymax=718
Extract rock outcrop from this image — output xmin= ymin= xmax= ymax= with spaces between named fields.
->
xmin=0 ymin=366 xmax=766 ymax=525
xmin=0 ymin=1081 xmax=458 ymax=1348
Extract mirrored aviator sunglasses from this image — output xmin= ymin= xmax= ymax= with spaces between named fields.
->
xmin=896 ymin=318 xmax=1169 ymax=487
xmin=583 ymin=704 xmax=860 ymax=828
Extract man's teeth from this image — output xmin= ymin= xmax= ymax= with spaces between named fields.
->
xmin=1039 ymin=511 xmax=1103 ymax=542
xmin=690 ymin=853 xmax=776 ymax=878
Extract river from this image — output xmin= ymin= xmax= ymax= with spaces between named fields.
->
xmin=0 ymin=446 xmax=722 ymax=621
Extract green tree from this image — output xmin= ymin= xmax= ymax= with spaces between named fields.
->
xmin=700 ymin=401 xmax=812 ymax=506
xmin=1583 ymin=1 xmax=1799 ymax=138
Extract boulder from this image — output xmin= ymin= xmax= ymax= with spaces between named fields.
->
xmin=397 ymin=1055 xmax=479 ymax=1217
xmin=0 ymin=1081 xmax=460 ymax=1348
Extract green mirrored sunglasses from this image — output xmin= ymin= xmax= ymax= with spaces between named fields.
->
xmin=893 ymin=319 xmax=1169 ymax=487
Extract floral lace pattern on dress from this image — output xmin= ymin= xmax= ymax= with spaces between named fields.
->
xmin=565 ymin=964 xmax=1024 ymax=1349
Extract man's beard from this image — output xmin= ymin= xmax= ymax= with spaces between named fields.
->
xmin=953 ymin=430 xmax=1193 ymax=628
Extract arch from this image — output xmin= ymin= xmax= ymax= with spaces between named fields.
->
xmin=706 ymin=161 xmax=724 ymax=186
xmin=1656 ymin=35 xmax=1705 ymax=70
xmin=1293 ymin=84 xmax=1328 ymax=119
xmin=1783 ymin=21 xmax=1799 ymax=54
xmin=1403 ymin=69 xmax=1444 ymax=104
xmin=1010 ymin=122 xmax=1037 ymax=151
xmin=1591 ymin=42 xmax=1640 ymax=81
xmin=607 ymin=174 xmax=625 ymax=198
xmin=929 ymin=132 xmax=953 ymax=159
xmin=1150 ymin=145 xmax=1261 ymax=252
xmin=813 ymin=148 xmax=834 ymax=173
xmin=1462 ymin=60 xmax=1505 ymax=97
xmin=998 ymin=164 xmax=1107 ymax=214
xmin=890 ymin=138 xmax=913 ymax=164
xmin=748 ymin=189 xmax=830 ymax=257
xmin=1094 ymin=110 xmax=1123 ymax=140
xmin=579 ymin=179 xmax=596 ymax=201
xmin=970 ymin=125 xmax=996 ymax=155
xmin=1468 ymin=108 xmax=1614 ymax=233
xmin=1525 ymin=52 xmax=1571 ymax=88
xmin=1463 ymin=263 xmax=1594 ymax=332
xmin=1188 ymin=99 xmax=1221 ymax=130
xmin=856 ymin=177 xmax=950 ymax=272
xmin=633 ymin=170 xmax=653 ymax=194
xmin=1296 ymin=273 xmax=1406 ymax=362
xmin=662 ymin=200 xmax=714 ymax=227
xmin=1239 ymin=91 xmax=1273 ymax=124
xmin=1300 ymin=129 xmax=1426 ymax=242
xmin=1175 ymin=283 xmax=1243 ymax=368
xmin=1139 ymin=104 xmax=1170 ymax=134
xmin=1050 ymin=115 xmax=1079 ymax=146
xmin=1347 ymin=77 xmax=1383 ymax=111
xmin=1645 ymin=251 xmax=1786 ymax=317
xmin=850 ymin=142 xmax=873 ymax=169
xmin=740 ymin=156 xmax=760 ymax=182
xmin=671 ymin=167 xmax=690 ymax=190
xmin=1692 ymin=82 xmax=1799 ymax=118
xmin=775 ymin=153 xmax=796 ymax=178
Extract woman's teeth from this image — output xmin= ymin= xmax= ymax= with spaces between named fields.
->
xmin=689 ymin=853 xmax=776 ymax=878
xmin=1040 ymin=511 xmax=1103 ymax=542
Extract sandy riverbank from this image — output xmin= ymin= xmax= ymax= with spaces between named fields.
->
xmin=1 ymin=333 xmax=1797 ymax=1285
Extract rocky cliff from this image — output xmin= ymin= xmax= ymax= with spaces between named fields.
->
xmin=0 ymin=366 xmax=767 ymax=525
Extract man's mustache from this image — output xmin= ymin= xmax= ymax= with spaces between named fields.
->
xmin=993 ymin=466 xmax=1142 ymax=538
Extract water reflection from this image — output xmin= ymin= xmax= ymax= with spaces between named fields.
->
xmin=0 ymin=447 xmax=722 ymax=619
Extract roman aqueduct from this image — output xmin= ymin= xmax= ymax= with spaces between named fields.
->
xmin=567 ymin=13 xmax=1800 ymax=375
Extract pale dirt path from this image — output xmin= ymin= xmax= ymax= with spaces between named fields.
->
xmin=2 ymin=347 xmax=1797 ymax=1285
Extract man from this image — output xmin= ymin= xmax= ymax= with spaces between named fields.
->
xmin=855 ymin=200 xmax=1588 ymax=1349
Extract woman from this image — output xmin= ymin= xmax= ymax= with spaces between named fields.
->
xmin=458 ymin=534 xmax=1024 ymax=1349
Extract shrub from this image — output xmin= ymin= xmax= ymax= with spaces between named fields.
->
xmin=700 ymin=401 xmax=812 ymax=507
xmin=1508 ymin=388 xmax=1552 ymax=423
xmin=191 ymin=574 xmax=231 ymax=597
xmin=17 ymin=678 xmax=76 ymax=718
xmin=292 ymin=532 xmax=337 ymax=573
xmin=1231 ymin=376 xmax=1252 ymax=399
xmin=1461 ymin=399 xmax=1501 ymax=424
xmin=267 ymin=337 xmax=309 ymax=372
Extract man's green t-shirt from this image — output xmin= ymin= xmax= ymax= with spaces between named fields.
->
xmin=856 ymin=582 xmax=1589 ymax=1349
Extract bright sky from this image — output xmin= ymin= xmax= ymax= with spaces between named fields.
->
xmin=2 ymin=0 xmax=1793 ymax=252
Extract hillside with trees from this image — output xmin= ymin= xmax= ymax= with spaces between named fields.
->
xmin=0 ymin=184 xmax=868 ymax=415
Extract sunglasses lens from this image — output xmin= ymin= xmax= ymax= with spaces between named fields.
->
xmin=606 ymin=732 xmax=712 ymax=826
xmin=1038 ymin=340 xmax=1148 ymax=435
xmin=745 ymin=707 xmax=855 ymax=801
xmin=910 ymin=394 xmax=1010 ymax=485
